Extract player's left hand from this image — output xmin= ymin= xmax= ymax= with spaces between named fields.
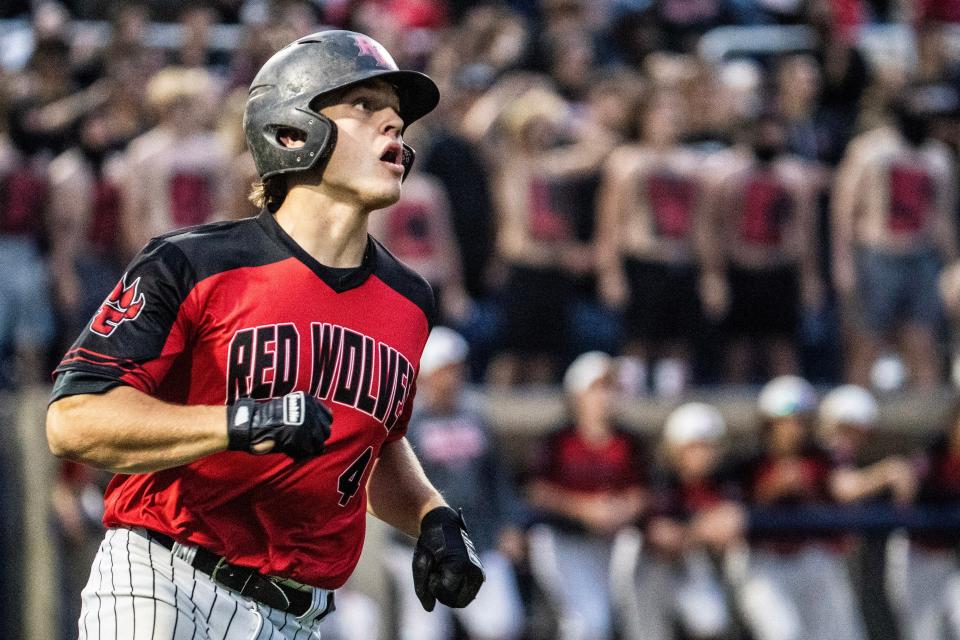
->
xmin=412 ymin=506 xmax=485 ymax=611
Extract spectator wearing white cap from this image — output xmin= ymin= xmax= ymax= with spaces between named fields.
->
xmin=821 ymin=385 xmax=916 ymax=506
xmin=384 ymin=326 xmax=525 ymax=640
xmin=526 ymin=351 xmax=649 ymax=640
xmin=817 ymin=385 xmax=916 ymax=640
xmin=620 ymin=403 xmax=740 ymax=640
xmin=727 ymin=375 xmax=868 ymax=640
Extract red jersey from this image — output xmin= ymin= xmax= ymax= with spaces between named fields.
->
xmin=51 ymin=211 xmax=435 ymax=589
xmin=533 ymin=425 xmax=645 ymax=494
xmin=650 ymin=472 xmax=727 ymax=522
xmin=912 ymin=437 xmax=960 ymax=549
xmin=731 ymin=447 xmax=844 ymax=552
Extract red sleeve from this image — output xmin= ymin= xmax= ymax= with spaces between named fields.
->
xmin=52 ymin=238 xmax=198 ymax=398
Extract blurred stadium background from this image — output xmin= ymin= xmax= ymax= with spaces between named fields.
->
xmin=3 ymin=0 xmax=960 ymax=638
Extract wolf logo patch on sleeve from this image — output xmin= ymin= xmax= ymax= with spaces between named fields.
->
xmin=90 ymin=275 xmax=146 ymax=337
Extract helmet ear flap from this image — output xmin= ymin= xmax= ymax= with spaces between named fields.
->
xmin=250 ymin=108 xmax=337 ymax=180
xmin=311 ymin=114 xmax=338 ymax=176
xmin=401 ymin=143 xmax=415 ymax=181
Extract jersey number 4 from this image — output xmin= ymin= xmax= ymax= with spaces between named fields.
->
xmin=337 ymin=446 xmax=374 ymax=507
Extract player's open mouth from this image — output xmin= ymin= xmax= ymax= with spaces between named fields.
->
xmin=379 ymin=143 xmax=404 ymax=172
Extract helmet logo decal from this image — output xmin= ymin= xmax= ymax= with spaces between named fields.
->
xmin=353 ymin=34 xmax=392 ymax=67
xmin=90 ymin=274 xmax=146 ymax=337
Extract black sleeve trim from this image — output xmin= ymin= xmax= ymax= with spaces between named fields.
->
xmin=369 ymin=237 xmax=438 ymax=328
xmin=50 ymin=371 xmax=126 ymax=404
xmin=52 ymin=237 xmax=198 ymax=392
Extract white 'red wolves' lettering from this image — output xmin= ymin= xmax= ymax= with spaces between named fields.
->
xmin=226 ymin=323 xmax=415 ymax=433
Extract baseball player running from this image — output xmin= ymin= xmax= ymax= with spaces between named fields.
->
xmin=46 ymin=30 xmax=484 ymax=639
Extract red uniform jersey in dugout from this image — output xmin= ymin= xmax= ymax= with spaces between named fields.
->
xmin=533 ymin=426 xmax=646 ymax=494
xmin=51 ymin=210 xmax=435 ymax=589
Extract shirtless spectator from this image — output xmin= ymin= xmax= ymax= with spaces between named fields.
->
xmin=120 ymin=66 xmax=231 ymax=255
xmin=368 ymin=156 xmax=471 ymax=326
xmin=489 ymin=83 xmax=614 ymax=385
xmin=706 ymin=111 xmax=823 ymax=383
xmin=596 ymin=86 xmax=706 ymax=396
xmin=774 ymin=54 xmax=828 ymax=162
xmin=584 ymin=72 xmax=646 ymax=141
xmin=0 ymin=108 xmax=54 ymax=387
xmin=47 ymin=108 xmax=130 ymax=348
xmin=832 ymin=87 xmax=957 ymax=388
xmin=217 ymin=87 xmax=259 ymax=221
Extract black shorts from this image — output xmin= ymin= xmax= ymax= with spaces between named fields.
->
xmin=724 ymin=264 xmax=799 ymax=339
xmin=501 ymin=265 xmax=571 ymax=355
xmin=623 ymin=259 xmax=700 ymax=343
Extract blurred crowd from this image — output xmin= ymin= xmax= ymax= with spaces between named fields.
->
xmin=4 ymin=0 xmax=960 ymax=638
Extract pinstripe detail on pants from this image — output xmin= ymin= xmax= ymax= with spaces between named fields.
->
xmin=76 ymin=529 xmax=332 ymax=639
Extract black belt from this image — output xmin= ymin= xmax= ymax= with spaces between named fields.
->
xmin=144 ymin=530 xmax=329 ymax=618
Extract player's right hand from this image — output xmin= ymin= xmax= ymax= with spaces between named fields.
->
xmin=226 ymin=391 xmax=332 ymax=461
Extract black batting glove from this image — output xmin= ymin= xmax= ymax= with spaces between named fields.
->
xmin=412 ymin=506 xmax=485 ymax=611
xmin=226 ymin=391 xmax=332 ymax=461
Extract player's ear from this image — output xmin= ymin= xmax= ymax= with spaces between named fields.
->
xmin=277 ymin=127 xmax=307 ymax=149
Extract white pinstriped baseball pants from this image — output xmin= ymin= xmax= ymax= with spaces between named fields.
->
xmin=77 ymin=528 xmax=334 ymax=640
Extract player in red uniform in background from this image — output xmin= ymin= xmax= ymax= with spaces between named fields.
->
xmin=46 ymin=30 xmax=483 ymax=639
xmin=624 ymin=402 xmax=740 ymax=640
xmin=888 ymin=402 xmax=960 ymax=640
xmin=526 ymin=351 xmax=648 ymax=640
xmin=727 ymin=376 xmax=866 ymax=640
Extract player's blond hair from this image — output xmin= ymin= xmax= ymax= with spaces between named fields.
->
xmin=248 ymin=177 xmax=287 ymax=211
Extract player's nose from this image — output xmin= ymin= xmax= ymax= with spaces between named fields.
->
xmin=379 ymin=106 xmax=404 ymax=138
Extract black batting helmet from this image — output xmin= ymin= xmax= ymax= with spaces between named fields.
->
xmin=243 ymin=30 xmax=439 ymax=182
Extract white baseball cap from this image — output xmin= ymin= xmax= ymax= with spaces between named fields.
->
xmin=819 ymin=385 xmax=879 ymax=432
xmin=757 ymin=375 xmax=818 ymax=420
xmin=419 ymin=327 xmax=468 ymax=377
xmin=563 ymin=351 xmax=614 ymax=395
xmin=664 ymin=402 xmax=727 ymax=446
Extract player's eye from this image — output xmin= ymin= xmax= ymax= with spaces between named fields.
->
xmin=352 ymin=97 xmax=374 ymax=112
